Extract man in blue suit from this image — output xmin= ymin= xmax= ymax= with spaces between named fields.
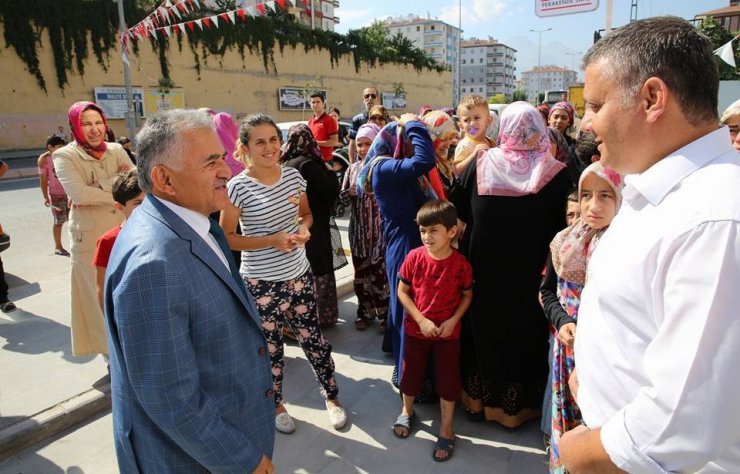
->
xmin=105 ymin=109 xmax=275 ymax=473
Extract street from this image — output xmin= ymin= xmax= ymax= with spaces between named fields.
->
xmin=0 ymin=177 xmax=547 ymax=473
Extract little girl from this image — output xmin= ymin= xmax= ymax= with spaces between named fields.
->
xmin=220 ymin=113 xmax=347 ymax=434
xmin=541 ymin=162 xmax=622 ymax=473
xmin=339 ymin=123 xmax=390 ymax=333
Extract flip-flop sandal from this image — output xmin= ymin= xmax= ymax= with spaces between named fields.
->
xmin=391 ymin=412 xmax=416 ymax=439
xmin=432 ymin=435 xmax=456 ymax=462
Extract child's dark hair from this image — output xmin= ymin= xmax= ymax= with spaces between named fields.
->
xmin=46 ymin=135 xmax=66 ymax=148
xmin=575 ymin=131 xmax=600 ymax=168
xmin=112 ymin=169 xmax=142 ymax=206
xmin=329 ymin=106 xmax=341 ymax=116
xmin=416 ymin=199 xmax=457 ymax=229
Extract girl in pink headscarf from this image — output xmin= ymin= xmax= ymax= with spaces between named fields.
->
xmin=340 ymin=123 xmax=389 ymax=331
xmin=53 ymin=101 xmax=134 ymax=358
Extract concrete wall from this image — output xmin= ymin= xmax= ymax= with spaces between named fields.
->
xmin=0 ymin=24 xmax=452 ymax=149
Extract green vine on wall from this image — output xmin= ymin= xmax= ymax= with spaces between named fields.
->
xmin=0 ymin=0 xmax=445 ymax=94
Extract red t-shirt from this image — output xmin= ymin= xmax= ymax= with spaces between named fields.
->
xmin=92 ymin=225 xmax=122 ymax=268
xmin=308 ymin=112 xmax=338 ymax=162
xmin=399 ymin=247 xmax=473 ymax=340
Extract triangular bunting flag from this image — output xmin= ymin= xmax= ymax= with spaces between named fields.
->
xmin=209 ymin=16 xmax=218 ymax=28
xmin=237 ymin=8 xmax=247 ymax=20
xmin=276 ymin=0 xmax=286 ymax=9
xmin=177 ymin=2 xmax=187 ymax=14
xmin=186 ymin=21 xmax=195 ymax=31
xmin=714 ymin=39 xmax=737 ymax=68
xmin=164 ymin=0 xmax=173 ymax=7
xmin=255 ymin=3 xmax=266 ymax=14
xmin=227 ymin=10 xmax=236 ymax=24
xmin=194 ymin=19 xmax=203 ymax=30
xmin=191 ymin=0 xmax=200 ymax=8
xmin=164 ymin=25 xmax=172 ymax=37
xmin=150 ymin=27 xmax=158 ymax=40
xmin=171 ymin=6 xmax=182 ymax=20
xmin=203 ymin=17 xmax=212 ymax=28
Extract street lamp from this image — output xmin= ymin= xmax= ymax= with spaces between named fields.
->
xmin=530 ymin=27 xmax=551 ymax=105
xmin=565 ymin=51 xmax=583 ymax=73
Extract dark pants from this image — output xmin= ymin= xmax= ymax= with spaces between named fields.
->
xmin=0 ymin=256 xmax=8 ymax=303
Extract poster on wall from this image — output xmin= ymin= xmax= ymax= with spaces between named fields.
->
xmin=143 ymin=88 xmax=186 ymax=116
xmin=382 ymin=92 xmax=407 ymax=110
xmin=279 ymin=87 xmax=328 ymax=111
xmin=94 ymin=86 xmax=144 ymax=119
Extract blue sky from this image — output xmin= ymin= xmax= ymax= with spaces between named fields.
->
xmin=335 ymin=0 xmax=727 ymax=80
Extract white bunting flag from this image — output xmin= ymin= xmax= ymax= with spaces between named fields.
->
xmin=714 ymin=39 xmax=737 ymax=68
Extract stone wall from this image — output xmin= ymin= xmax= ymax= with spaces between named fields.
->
xmin=0 ymin=24 xmax=452 ymax=149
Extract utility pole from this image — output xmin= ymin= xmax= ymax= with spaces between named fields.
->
xmin=455 ymin=0 xmax=461 ymax=107
xmin=530 ymin=27 xmax=551 ymax=105
xmin=116 ymin=0 xmax=138 ymax=138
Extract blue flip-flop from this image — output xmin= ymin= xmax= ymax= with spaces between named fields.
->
xmin=432 ymin=435 xmax=456 ymax=462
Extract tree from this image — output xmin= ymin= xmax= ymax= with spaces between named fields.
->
xmin=512 ymin=90 xmax=527 ymax=102
xmin=697 ymin=16 xmax=739 ymax=80
xmin=488 ymin=93 xmax=507 ymax=104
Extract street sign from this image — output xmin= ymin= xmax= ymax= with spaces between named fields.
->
xmin=535 ymin=0 xmax=599 ymax=18
xmin=94 ymin=86 xmax=144 ymax=119
xmin=381 ymin=92 xmax=407 ymax=110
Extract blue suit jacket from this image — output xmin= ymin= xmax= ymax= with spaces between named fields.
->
xmin=104 ymin=195 xmax=275 ymax=473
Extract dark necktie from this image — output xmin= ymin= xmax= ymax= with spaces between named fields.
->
xmin=208 ymin=218 xmax=248 ymax=300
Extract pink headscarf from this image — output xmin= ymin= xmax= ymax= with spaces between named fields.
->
xmin=549 ymin=162 xmax=623 ymax=285
xmin=212 ymin=112 xmax=244 ymax=177
xmin=356 ymin=123 xmax=380 ymax=143
xmin=549 ymin=101 xmax=575 ymax=127
xmin=476 ymin=101 xmax=565 ymax=196
xmin=67 ymin=101 xmax=108 ymax=158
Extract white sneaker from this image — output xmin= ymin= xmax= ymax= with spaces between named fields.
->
xmin=327 ymin=406 xmax=348 ymax=430
xmin=275 ymin=412 xmax=296 ymax=434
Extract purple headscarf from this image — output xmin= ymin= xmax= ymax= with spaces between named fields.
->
xmin=356 ymin=123 xmax=381 ymax=143
xmin=212 ymin=112 xmax=243 ymax=176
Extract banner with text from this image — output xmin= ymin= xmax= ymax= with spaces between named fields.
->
xmin=535 ymin=0 xmax=598 ymax=18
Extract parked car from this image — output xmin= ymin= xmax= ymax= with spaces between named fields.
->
xmin=276 ymin=120 xmax=352 ymax=144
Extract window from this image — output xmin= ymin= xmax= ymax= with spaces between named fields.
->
xmin=479 ymin=88 xmax=483 ymax=93
xmin=416 ymin=26 xmax=420 ymax=32
xmin=431 ymin=25 xmax=435 ymax=30
xmin=462 ymin=79 xmax=467 ymax=83
xmin=479 ymin=58 xmax=484 ymax=63
xmin=462 ymin=59 xmax=466 ymax=64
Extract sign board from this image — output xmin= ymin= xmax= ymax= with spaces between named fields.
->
xmin=142 ymin=88 xmax=186 ymax=116
xmin=382 ymin=92 xmax=407 ymax=110
xmin=94 ymin=86 xmax=144 ymax=119
xmin=279 ymin=87 xmax=328 ymax=111
xmin=535 ymin=0 xmax=598 ymax=18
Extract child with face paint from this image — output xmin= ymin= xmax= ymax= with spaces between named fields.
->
xmin=452 ymin=95 xmax=495 ymax=176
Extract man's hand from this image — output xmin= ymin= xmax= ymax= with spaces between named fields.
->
xmin=560 ymin=426 xmax=624 ymax=474
xmin=559 ymin=322 xmax=577 ymax=347
xmin=418 ymin=317 xmax=439 ymax=338
xmin=252 ymin=455 xmax=274 ymax=474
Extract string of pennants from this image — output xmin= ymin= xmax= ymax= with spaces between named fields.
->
xmin=124 ymin=0 xmax=291 ymax=42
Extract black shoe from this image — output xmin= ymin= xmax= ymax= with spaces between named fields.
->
xmin=0 ymin=301 xmax=17 ymax=313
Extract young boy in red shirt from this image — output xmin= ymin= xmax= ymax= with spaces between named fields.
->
xmin=92 ymin=169 xmax=144 ymax=309
xmin=393 ymin=199 xmax=473 ymax=462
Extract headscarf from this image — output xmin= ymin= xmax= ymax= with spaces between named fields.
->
xmin=67 ymin=101 xmax=108 ymax=158
xmin=422 ymin=110 xmax=457 ymax=198
xmin=356 ymin=122 xmax=380 ymax=143
xmin=355 ymin=121 xmax=436 ymax=201
xmin=212 ymin=112 xmax=244 ymax=177
xmin=550 ymin=162 xmax=623 ymax=285
xmin=549 ymin=101 xmax=575 ymax=128
xmin=280 ymin=123 xmax=324 ymax=164
xmin=477 ymin=101 xmax=565 ymax=196
xmin=720 ymin=99 xmax=740 ymax=124
xmin=419 ymin=105 xmax=433 ymax=117
xmin=547 ymin=127 xmax=570 ymax=163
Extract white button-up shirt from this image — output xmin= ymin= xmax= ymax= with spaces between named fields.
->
xmin=575 ymin=127 xmax=740 ymax=473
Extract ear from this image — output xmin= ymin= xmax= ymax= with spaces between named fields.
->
xmin=113 ymin=201 xmax=124 ymax=212
xmin=591 ymin=155 xmax=600 ymax=163
xmin=448 ymin=224 xmax=458 ymax=240
xmin=639 ymin=77 xmax=668 ymax=124
xmin=150 ymin=165 xmax=176 ymax=198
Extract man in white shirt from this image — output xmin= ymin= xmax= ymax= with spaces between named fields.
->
xmin=560 ymin=16 xmax=740 ymax=473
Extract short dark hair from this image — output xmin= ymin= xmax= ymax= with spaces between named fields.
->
xmin=112 ymin=169 xmax=142 ymax=206
xmin=416 ymin=199 xmax=457 ymax=229
xmin=310 ymin=92 xmax=325 ymax=102
xmin=46 ymin=135 xmax=66 ymax=148
xmin=117 ymin=136 xmax=131 ymax=145
xmin=582 ymin=16 xmax=718 ymax=126
xmin=329 ymin=106 xmax=341 ymax=116
xmin=575 ymin=130 xmax=600 ymax=167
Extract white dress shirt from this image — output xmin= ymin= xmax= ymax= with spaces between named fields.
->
xmin=154 ymin=196 xmax=230 ymax=271
xmin=575 ymin=127 xmax=740 ymax=473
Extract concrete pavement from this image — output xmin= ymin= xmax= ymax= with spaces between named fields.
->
xmin=0 ymin=177 xmax=547 ymax=472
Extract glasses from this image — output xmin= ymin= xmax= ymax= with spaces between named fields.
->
xmin=368 ymin=115 xmax=385 ymax=121
xmin=363 ymin=94 xmax=377 ymax=99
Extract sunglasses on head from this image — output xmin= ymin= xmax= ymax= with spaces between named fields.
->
xmin=364 ymin=93 xmax=377 ymax=99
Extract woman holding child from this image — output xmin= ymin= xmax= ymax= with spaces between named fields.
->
xmin=221 ymin=114 xmax=347 ymax=435
xmin=450 ymin=101 xmax=571 ymax=428
xmin=53 ymin=101 xmax=134 ymax=357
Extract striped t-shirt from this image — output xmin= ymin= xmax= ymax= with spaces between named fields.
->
xmin=228 ymin=166 xmax=310 ymax=282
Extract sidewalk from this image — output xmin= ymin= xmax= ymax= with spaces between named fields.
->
xmin=0 ymin=292 xmax=547 ymax=473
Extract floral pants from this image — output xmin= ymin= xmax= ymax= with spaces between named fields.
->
xmin=245 ymin=271 xmax=339 ymax=407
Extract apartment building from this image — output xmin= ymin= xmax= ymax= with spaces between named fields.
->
xmin=241 ymin=0 xmax=339 ymax=31
xmin=383 ymin=14 xmax=461 ymax=67
xmin=460 ymin=37 xmax=517 ymax=100
xmin=521 ymin=65 xmax=577 ymax=101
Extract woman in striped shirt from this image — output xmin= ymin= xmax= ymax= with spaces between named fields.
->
xmin=220 ymin=113 xmax=347 ymax=435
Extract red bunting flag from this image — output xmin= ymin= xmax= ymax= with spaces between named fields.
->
xmin=237 ymin=8 xmax=247 ymax=20
xmin=255 ymin=3 xmax=266 ymax=14
xmin=186 ymin=21 xmax=195 ymax=31
xmin=276 ymin=0 xmax=286 ymax=9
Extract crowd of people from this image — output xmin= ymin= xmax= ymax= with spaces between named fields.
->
xmin=5 ymin=15 xmax=734 ymax=473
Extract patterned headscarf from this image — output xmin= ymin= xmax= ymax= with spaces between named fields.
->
xmin=280 ymin=123 xmax=324 ymax=164
xmin=422 ymin=110 xmax=457 ymax=198
xmin=355 ymin=121 xmax=436 ymax=201
xmin=549 ymin=162 xmax=623 ymax=285
xmin=67 ymin=101 xmax=108 ymax=158
xmin=549 ymin=101 xmax=575 ymax=128
xmin=212 ymin=112 xmax=244 ymax=177
xmin=477 ymin=101 xmax=565 ymax=196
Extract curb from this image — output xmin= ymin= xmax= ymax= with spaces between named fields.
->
xmin=0 ymin=278 xmax=355 ymax=461
xmin=0 ymin=383 xmax=111 ymax=462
